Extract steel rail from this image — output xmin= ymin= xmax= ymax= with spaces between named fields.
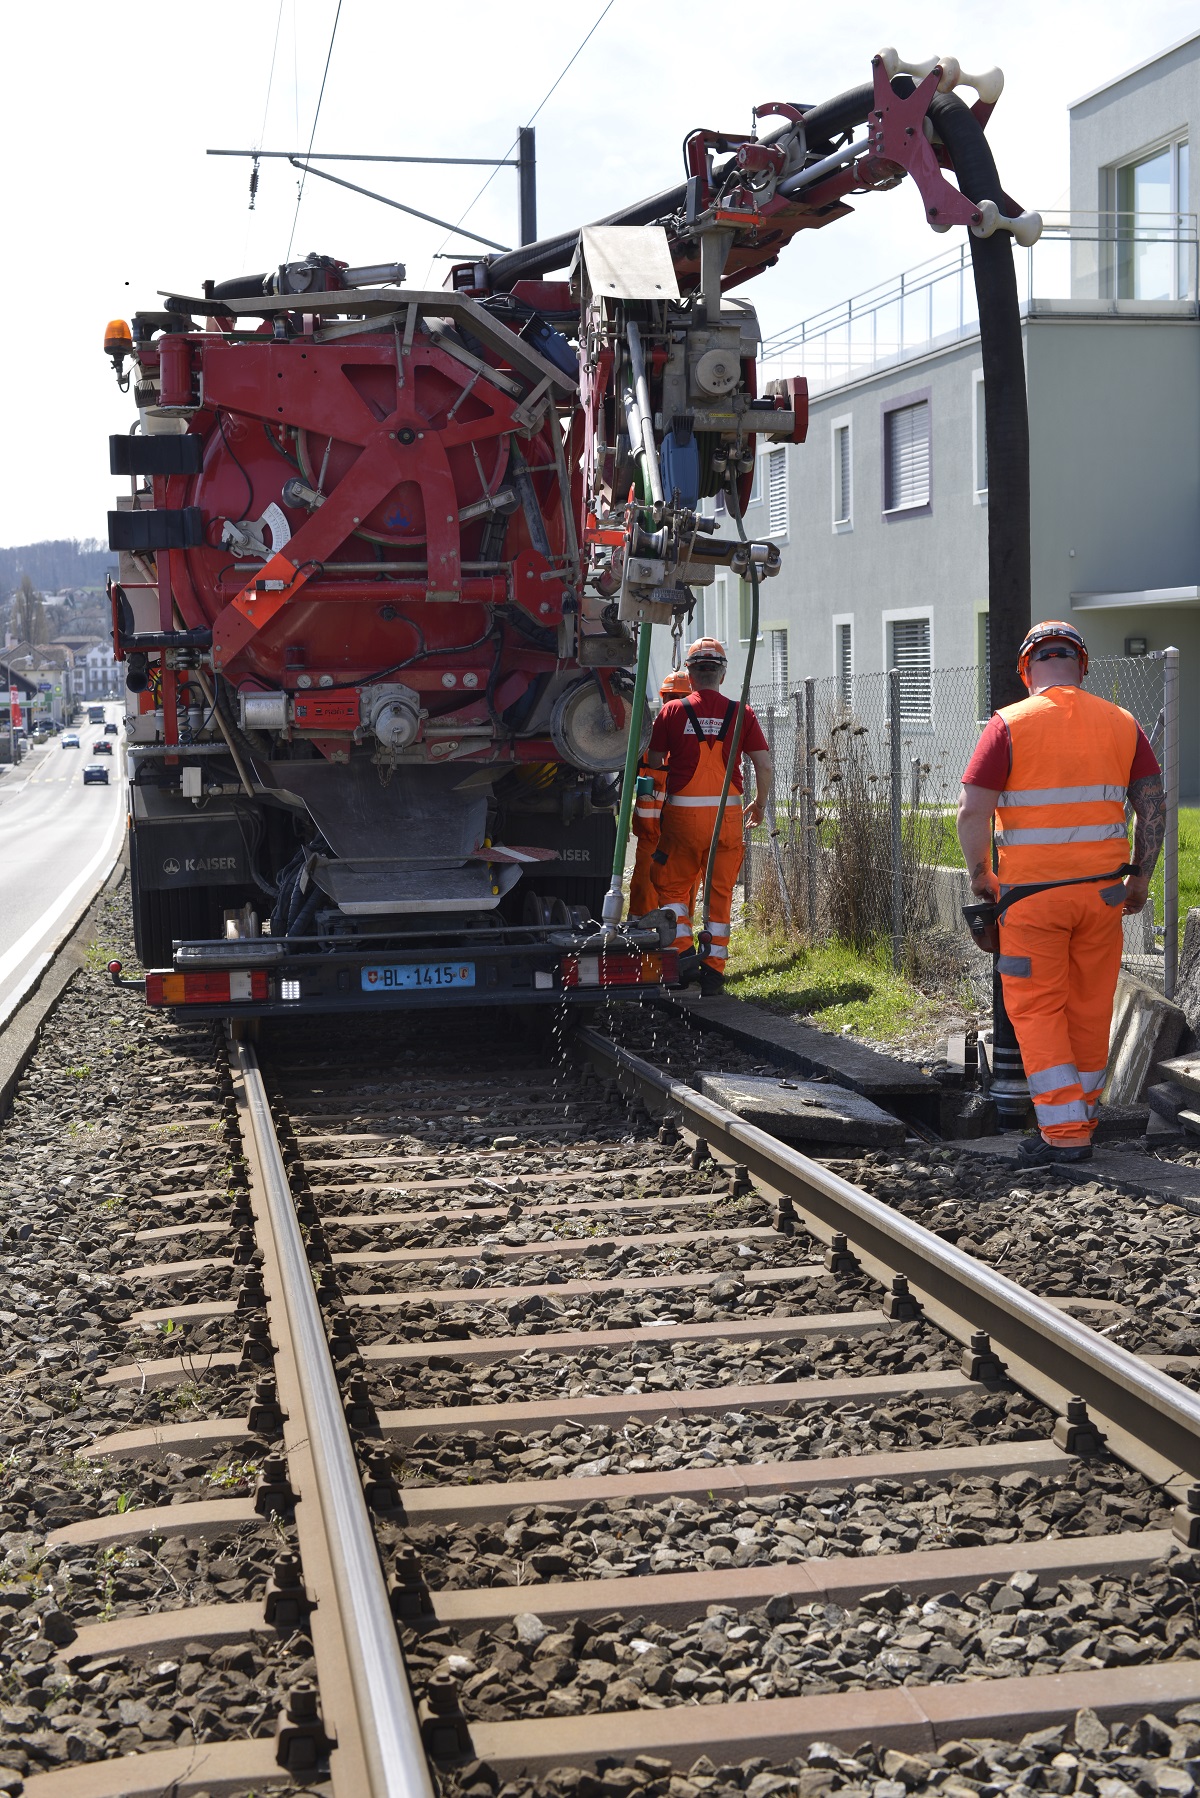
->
xmin=578 ymin=1026 xmax=1200 ymax=1496
xmin=230 ymin=1034 xmax=434 ymax=1798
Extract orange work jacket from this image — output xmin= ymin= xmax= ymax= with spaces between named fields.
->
xmin=994 ymin=686 xmax=1136 ymax=884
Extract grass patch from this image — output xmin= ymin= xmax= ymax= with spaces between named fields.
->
xmin=724 ymin=927 xmax=949 ymax=1043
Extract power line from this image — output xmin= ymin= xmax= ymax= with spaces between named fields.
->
xmin=256 ymin=0 xmax=286 ymax=150
xmin=287 ymin=0 xmax=343 ymax=260
xmin=423 ymin=0 xmax=616 ymax=279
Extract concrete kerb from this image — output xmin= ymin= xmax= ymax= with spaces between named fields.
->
xmin=0 ymin=850 xmax=129 ymax=1120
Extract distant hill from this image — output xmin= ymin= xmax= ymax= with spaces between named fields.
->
xmin=0 ymin=540 xmax=116 ymax=596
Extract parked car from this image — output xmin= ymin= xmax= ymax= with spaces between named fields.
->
xmin=104 ymin=722 xmax=118 ymax=736
xmin=61 ymin=732 xmax=80 ymax=748
xmin=92 ymin=740 xmax=113 ymax=756
xmin=82 ymin=762 xmax=110 ymax=785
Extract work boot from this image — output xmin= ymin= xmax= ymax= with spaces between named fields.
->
xmin=675 ymin=950 xmax=703 ymax=987
xmin=1015 ymin=1134 xmax=1093 ymax=1168
xmin=698 ymin=966 xmax=726 ymax=998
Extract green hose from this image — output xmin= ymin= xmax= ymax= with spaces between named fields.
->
xmin=701 ymin=477 xmax=760 ymax=933
xmin=601 ymin=617 xmax=654 ymax=927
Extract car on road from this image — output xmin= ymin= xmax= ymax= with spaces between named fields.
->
xmin=82 ymin=762 xmax=110 ymax=785
xmin=104 ymin=722 xmax=118 ymax=735
xmin=61 ymin=732 xmax=80 ymax=748
xmin=91 ymin=740 xmax=113 ymax=755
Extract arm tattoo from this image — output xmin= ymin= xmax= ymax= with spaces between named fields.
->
xmin=1129 ymin=773 xmax=1166 ymax=876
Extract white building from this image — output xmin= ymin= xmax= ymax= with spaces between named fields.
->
xmin=689 ymin=31 xmax=1200 ymax=793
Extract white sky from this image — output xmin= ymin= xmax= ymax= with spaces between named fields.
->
xmin=4 ymin=0 xmax=1196 ymax=548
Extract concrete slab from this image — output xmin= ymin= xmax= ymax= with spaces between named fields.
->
xmin=697 ymin=1072 xmax=906 ymax=1148
xmin=1159 ymin=1053 xmax=1200 ymax=1099
xmin=662 ymin=990 xmax=941 ymax=1130
xmin=1104 ymin=969 xmax=1187 ymax=1104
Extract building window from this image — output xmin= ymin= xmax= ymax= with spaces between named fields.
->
xmin=832 ymin=418 xmax=852 ymax=528
xmin=766 ymin=447 xmax=788 ymax=536
xmin=739 ymin=579 xmax=764 ymax=644
xmin=699 ymin=576 xmax=729 ymax=645
xmin=834 ymin=617 xmax=854 ymax=712
xmin=972 ymin=372 xmax=988 ymax=502
xmin=887 ymin=615 xmax=932 ymax=726
xmin=883 ymin=400 xmax=930 ymax=512
xmin=768 ymin=628 xmax=789 ymax=704
xmin=1115 ymin=137 xmax=1191 ymax=299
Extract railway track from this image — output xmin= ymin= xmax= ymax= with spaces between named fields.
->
xmin=19 ymin=1005 xmax=1200 ymax=1798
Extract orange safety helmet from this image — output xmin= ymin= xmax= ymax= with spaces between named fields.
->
xmin=1017 ymin=620 xmax=1089 ymax=688
xmin=685 ymin=636 xmax=727 ymax=667
xmin=659 ymin=669 xmax=692 ymax=698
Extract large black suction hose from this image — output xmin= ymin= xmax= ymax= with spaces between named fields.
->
xmin=929 ymin=88 xmax=1033 ymax=1123
xmin=927 ymin=90 xmax=1031 ymax=711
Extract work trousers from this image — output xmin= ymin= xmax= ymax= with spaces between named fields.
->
xmin=997 ymin=880 xmax=1125 ymax=1144
xmin=628 ymin=782 xmax=666 ymax=918
xmin=651 ymin=798 xmax=744 ymax=972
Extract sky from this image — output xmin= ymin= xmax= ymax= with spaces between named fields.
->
xmin=4 ymin=0 xmax=1196 ymax=549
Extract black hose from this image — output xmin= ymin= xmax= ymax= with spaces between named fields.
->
xmin=799 ymin=84 xmax=874 ymax=152
xmin=928 ymin=89 xmax=1030 ymax=712
xmin=484 ymin=185 xmax=688 ymax=289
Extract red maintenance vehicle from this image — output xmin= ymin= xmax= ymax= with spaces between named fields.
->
xmin=104 ymin=48 xmax=1038 ymax=1018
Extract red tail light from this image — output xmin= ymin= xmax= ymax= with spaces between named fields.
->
xmin=561 ymin=951 xmax=676 ymax=989
xmin=147 ymin=970 xmax=269 ymax=1006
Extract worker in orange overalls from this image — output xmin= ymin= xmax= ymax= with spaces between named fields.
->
xmin=628 ymin=670 xmax=692 ymax=917
xmin=957 ymin=621 xmax=1165 ymax=1167
xmin=646 ymin=637 xmax=773 ymax=995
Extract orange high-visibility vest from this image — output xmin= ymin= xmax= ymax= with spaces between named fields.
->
xmin=994 ymin=686 xmax=1137 ymax=883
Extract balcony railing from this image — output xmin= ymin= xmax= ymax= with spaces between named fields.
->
xmin=761 ymin=212 xmax=1199 ymax=394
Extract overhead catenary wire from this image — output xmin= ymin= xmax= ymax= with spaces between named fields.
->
xmin=422 ymin=0 xmax=617 ymax=283
xmin=287 ymin=0 xmax=344 ymax=260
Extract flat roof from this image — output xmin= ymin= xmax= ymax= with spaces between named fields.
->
xmin=1069 ymin=28 xmax=1200 ymax=110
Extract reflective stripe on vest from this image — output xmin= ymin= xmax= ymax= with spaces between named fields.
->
xmin=998 ymin=784 xmax=1127 ymax=807
xmin=995 ymin=822 xmax=1128 ymax=846
xmin=993 ymin=687 xmax=1136 ymax=882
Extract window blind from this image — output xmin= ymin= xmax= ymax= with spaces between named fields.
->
xmin=770 ymin=628 xmax=789 ymax=701
xmin=834 ymin=425 xmax=851 ymax=523
xmin=767 ymin=448 xmax=788 ymax=534
xmin=837 ymin=622 xmax=853 ymax=711
xmin=884 ymin=401 xmax=930 ymax=510
xmin=889 ymin=617 xmax=932 ymax=724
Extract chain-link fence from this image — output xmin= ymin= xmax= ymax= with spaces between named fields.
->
xmin=741 ymin=651 xmax=1179 ymax=991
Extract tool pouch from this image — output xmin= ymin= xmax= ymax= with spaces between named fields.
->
xmin=962 ymin=901 xmax=1000 ymax=955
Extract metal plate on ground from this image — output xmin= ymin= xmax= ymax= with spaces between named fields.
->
xmin=697 ymin=1073 xmax=906 ymax=1148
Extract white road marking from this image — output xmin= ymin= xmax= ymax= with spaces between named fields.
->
xmin=0 ymin=782 xmax=125 ymax=991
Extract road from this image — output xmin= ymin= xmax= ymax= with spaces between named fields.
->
xmin=0 ymin=703 xmax=126 ymax=1018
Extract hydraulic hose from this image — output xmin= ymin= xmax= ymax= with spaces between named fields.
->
xmin=700 ymin=477 xmax=759 ymax=936
xmin=602 ymin=622 xmax=654 ymax=929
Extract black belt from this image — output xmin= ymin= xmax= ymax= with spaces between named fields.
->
xmin=962 ymin=863 xmax=1140 ymax=954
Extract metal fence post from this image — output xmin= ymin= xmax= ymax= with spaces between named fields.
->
xmin=889 ymin=667 xmax=902 ymax=971
xmin=803 ymin=677 xmax=816 ymax=934
xmin=1164 ymin=645 xmax=1180 ymax=998
xmin=910 ymin=755 xmax=922 ymax=814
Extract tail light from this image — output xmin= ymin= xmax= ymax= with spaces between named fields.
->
xmin=561 ymin=951 xmax=677 ymax=988
xmin=147 ymin=970 xmax=269 ymax=1006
